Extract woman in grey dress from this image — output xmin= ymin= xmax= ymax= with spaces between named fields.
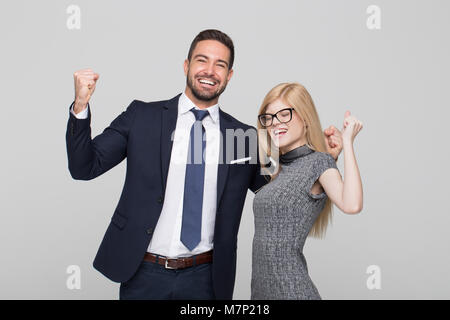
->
xmin=252 ymin=83 xmax=363 ymax=300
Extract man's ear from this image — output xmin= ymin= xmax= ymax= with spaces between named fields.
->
xmin=227 ymin=68 xmax=234 ymax=82
xmin=183 ymin=59 xmax=189 ymax=76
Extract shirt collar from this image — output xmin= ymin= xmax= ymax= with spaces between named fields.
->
xmin=178 ymin=92 xmax=220 ymax=123
xmin=279 ymin=144 xmax=315 ymax=164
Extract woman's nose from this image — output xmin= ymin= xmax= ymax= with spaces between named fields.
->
xmin=272 ymin=116 xmax=282 ymax=126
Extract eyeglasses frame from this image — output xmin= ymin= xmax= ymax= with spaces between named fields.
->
xmin=258 ymin=107 xmax=295 ymax=127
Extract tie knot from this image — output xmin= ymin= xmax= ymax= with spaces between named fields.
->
xmin=191 ymin=108 xmax=209 ymax=121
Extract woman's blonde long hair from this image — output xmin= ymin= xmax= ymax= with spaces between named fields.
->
xmin=257 ymin=82 xmax=332 ymax=238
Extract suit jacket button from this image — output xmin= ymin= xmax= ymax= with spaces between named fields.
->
xmin=146 ymin=228 xmax=153 ymax=235
xmin=157 ymin=196 xmax=163 ymax=203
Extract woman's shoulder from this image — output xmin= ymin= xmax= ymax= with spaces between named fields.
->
xmin=308 ymin=151 xmax=338 ymax=172
xmin=286 ymin=150 xmax=335 ymax=170
xmin=310 ymin=150 xmax=335 ymax=161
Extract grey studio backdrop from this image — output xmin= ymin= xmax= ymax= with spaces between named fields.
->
xmin=0 ymin=0 xmax=448 ymax=299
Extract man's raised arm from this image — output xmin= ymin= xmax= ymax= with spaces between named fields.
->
xmin=66 ymin=69 xmax=137 ymax=180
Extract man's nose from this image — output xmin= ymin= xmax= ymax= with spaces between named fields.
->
xmin=205 ymin=62 xmax=215 ymax=75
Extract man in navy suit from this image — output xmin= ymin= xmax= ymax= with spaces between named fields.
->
xmin=66 ymin=29 xmax=342 ymax=299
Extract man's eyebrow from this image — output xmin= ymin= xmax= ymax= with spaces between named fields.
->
xmin=217 ymin=59 xmax=229 ymax=67
xmin=193 ymin=54 xmax=229 ymax=67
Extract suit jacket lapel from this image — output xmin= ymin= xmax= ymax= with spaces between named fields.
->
xmin=217 ymin=108 xmax=234 ymax=209
xmin=160 ymin=96 xmax=234 ymax=209
xmin=161 ymin=94 xmax=181 ymax=193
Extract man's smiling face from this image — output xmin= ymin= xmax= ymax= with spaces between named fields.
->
xmin=184 ymin=40 xmax=234 ymax=104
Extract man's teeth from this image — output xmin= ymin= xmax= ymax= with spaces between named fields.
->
xmin=199 ymin=79 xmax=216 ymax=86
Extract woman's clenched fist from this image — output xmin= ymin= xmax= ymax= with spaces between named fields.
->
xmin=342 ymin=111 xmax=363 ymax=144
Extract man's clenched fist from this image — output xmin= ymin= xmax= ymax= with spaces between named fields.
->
xmin=73 ymin=68 xmax=99 ymax=113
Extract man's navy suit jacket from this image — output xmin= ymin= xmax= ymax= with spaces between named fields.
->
xmin=65 ymin=93 xmax=268 ymax=299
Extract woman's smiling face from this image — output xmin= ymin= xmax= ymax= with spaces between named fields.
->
xmin=265 ymin=98 xmax=307 ymax=154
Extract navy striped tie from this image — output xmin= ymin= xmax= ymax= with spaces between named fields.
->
xmin=181 ymin=108 xmax=209 ymax=251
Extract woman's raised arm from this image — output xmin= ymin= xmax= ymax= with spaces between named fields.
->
xmin=319 ymin=111 xmax=363 ymax=214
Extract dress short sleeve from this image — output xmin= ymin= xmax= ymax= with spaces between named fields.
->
xmin=308 ymin=152 xmax=338 ymax=200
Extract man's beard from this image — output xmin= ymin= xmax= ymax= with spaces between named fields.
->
xmin=186 ymin=71 xmax=228 ymax=102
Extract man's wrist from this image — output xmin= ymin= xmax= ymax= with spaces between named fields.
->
xmin=71 ymin=101 xmax=89 ymax=119
xmin=73 ymin=100 xmax=88 ymax=114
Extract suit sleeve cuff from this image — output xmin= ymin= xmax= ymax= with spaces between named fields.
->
xmin=70 ymin=102 xmax=89 ymax=119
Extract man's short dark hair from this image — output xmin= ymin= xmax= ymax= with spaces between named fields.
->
xmin=187 ymin=29 xmax=235 ymax=70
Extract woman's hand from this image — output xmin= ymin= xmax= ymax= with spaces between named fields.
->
xmin=320 ymin=110 xmax=364 ymax=215
xmin=324 ymin=126 xmax=343 ymax=160
xmin=342 ymin=111 xmax=363 ymax=144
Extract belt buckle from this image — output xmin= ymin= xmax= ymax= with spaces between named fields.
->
xmin=165 ymin=259 xmax=176 ymax=270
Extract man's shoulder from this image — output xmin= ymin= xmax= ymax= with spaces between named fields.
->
xmin=132 ymin=94 xmax=180 ymax=110
xmin=219 ymin=108 xmax=256 ymax=131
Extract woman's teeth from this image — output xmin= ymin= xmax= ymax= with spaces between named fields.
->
xmin=274 ymin=129 xmax=288 ymax=136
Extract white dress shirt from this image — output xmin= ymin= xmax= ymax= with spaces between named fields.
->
xmin=71 ymin=93 xmax=220 ymax=258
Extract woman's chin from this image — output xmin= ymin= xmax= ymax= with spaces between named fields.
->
xmin=271 ymin=136 xmax=292 ymax=154
xmin=272 ymin=142 xmax=288 ymax=155
xmin=270 ymin=138 xmax=281 ymax=149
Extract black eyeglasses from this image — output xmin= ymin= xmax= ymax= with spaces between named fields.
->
xmin=258 ymin=108 xmax=295 ymax=127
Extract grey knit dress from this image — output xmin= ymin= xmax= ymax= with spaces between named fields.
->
xmin=251 ymin=145 xmax=337 ymax=300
